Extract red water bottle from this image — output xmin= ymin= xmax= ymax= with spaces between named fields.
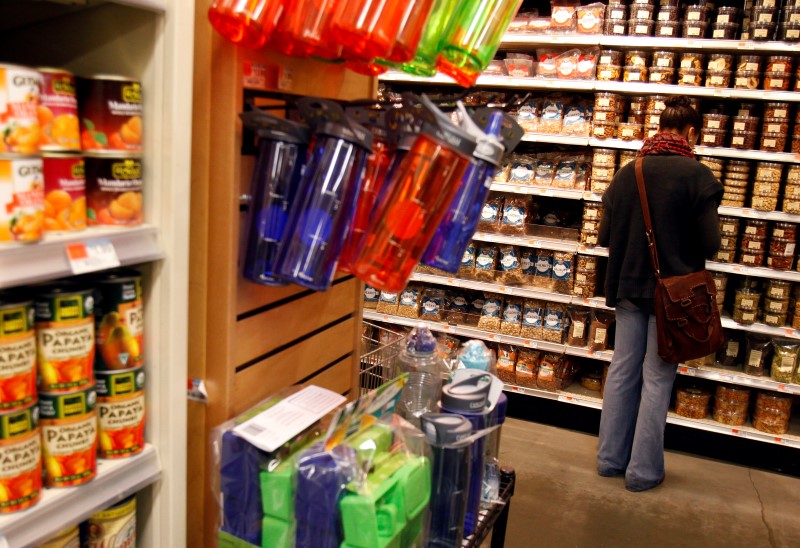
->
xmin=383 ymin=0 xmax=436 ymax=64
xmin=208 ymin=0 xmax=285 ymax=49
xmin=353 ymin=96 xmax=477 ymax=292
xmin=270 ymin=0 xmax=341 ymax=60
xmin=329 ymin=0 xmax=414 ymax=61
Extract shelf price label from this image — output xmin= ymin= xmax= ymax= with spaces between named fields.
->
xmin=678 ymin=366 xmax=696 ymax=376
xmin=524 ymin=339 xmax=537 ymax=348
xmin=730 ymin=428 xmax=745 ymax=437
xmin=558 ymin=395 xmax=575 ymax=403
xmin=66 ymin=239 xmax=121 ymax=275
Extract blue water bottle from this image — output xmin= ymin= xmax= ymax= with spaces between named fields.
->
xmin=240 ymin=109 xmax=310 ymax=286
xmin=421 ymin=413 xmax=472 ymax=547
xmin=439 ymin=371 xmax=507 ymax=538
xmin=422 ymin=107 xmax=523 ymax=272
xmin=277 ymin=98 xmax=373 ymax=291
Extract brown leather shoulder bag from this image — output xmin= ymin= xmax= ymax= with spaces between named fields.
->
xmin=634 ymin=157 xmax=725 ymax=364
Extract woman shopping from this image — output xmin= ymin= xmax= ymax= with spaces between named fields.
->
xmin=596 ymin=96 xmax=724 ymax=492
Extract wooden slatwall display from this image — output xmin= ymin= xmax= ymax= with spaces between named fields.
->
xmin=189 ymin=2 xmax=376 ymax=544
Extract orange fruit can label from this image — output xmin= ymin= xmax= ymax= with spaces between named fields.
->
xmin=95 ymin=273 xmax=144 ymax=370
xmin=98 ymin=390 xmax=145 ymax=459
xmin=35 ymin=289 xmax=95 ymax=393
xmin=0 ymin=404 xmax=42 ymax=513
xmin=0 ymin=301 xmax=37 ymax=411
xmin=39 ymin=388 xmax=98 ymax=488
xmin=0 ymin=65 xmax=42 ymax=154
xmin=77 ymin=76 xmax=142 ymax=152
xmin=38 ymin=69 xmax=80 ymax=152
xmin=85 ymin=155 xmax=143 ymax=226
xmin=0 ymin=155 xmax=44 ymax=244
xmin=42 ymin=154 xmax=86 ymax=232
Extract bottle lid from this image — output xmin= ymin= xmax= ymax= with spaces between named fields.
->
xmin=418 ymin=94 xmax=476 ymax=158
xmin=297 ymin=97 xmax=373 ymax=150
xmin=406 ymin=322 xmax=437 ymax=355
xmin=455 ymin=103 xmax=504 ymax=166
xmin=420 ymin=413 xmax=472 ymax=445
xmin=441 ymin=373 xmax=493 ymax=413
xmin=458 ymin=340 xmax=492 ymax=371
xmin=239 ymin=108 xmax=310 ymax=144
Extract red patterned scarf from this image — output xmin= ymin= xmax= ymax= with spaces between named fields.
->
xmin=638 ymin=131 xmax=695 ymax=159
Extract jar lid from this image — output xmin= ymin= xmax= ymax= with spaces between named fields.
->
xmin=727 ymin=159 xmax=753 ymax=167
xmin=768 ymin=55 xmax=792 ymax=61
xmin=757 ymin=161 xmax=783 ymax=168
xmin=765 ymin=101 xmax=790 ymax=107
xmin=774 ymin=222 xmax=795 ymax=229
xmin=745 ymin=219 xmax=768 ymax=225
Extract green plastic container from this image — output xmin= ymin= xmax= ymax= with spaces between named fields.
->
xmin=401 ymin=0 xmax=460 ymax=76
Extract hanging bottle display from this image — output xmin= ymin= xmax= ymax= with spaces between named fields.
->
xmin=276 ymin=98 xmax=372 ymax=291
xmin=401 ymin=0 xmax=460 ymax=77
xmin=328 ymin=0 xmax=415 ymax=62
xmin=240 ymin=109 xmax=310 ymax=286
xmin=423 ymin=107 xmax=523 ymax=273
xmin=268 ymin=0 xmax=341 ymax=61
xmin=436 ymin=0 xmax=524 ymax=86
xmin=379 ymin=0 xmax=437 ymax=65
xmin=207 ymin=0 xmax=286 ymax=49
xmin=353 ymin=95 xmax=476 ymax=292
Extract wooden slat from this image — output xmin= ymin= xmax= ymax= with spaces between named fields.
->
xmin=234 ymin=277 xmax=358 ymax=365
xmin=232 ymin=317 xmax=356 ymax=415
xmin=236 ymin=272 xmax=353 ymax=316
xmin=301 ymin=358 xmax=354 ymax=395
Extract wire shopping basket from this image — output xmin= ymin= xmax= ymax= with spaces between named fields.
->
xmin=359 ymin=321 xmax=405 ymax=395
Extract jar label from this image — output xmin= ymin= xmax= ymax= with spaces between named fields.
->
xmin=769 ymin=79 xmax=784 ymax=89
xmin=688 ymin=27 xmax=701 ymax=36
xmin=727 ymin=342 xmax=739 ymax=357
xmin=775 ymin=109 xmax=787 ymax=118
xmin=594 ymin=327 xmax=607 ymax=344
xmin=733 ymin=136 xmax=744 ymax=146
xmin=660 ymin=26 xmax=674 ymax=36
xmin=573 ymin=321 xmax=585 ymax=338
xmin=734 ymin=122 xmax=745 ymax=131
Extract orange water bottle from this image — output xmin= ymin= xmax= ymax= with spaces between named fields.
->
xmin=329 ymin=0 xmax=414 ymax=62
xmin=382 ymin=0 xmax=436 ymax=64
xmin=208 ymin=0 xmax=285 ymax=49
xmin=270 ymin=0 xmax=341 ymax=60
xmin=353 ymin=96 xmax=476 ymax=292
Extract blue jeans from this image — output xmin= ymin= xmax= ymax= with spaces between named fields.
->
xmin=598 ymin=299 xmax=677 ymax=491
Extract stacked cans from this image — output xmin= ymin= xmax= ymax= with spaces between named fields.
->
xmin=0 ymin=269 xmax=145 ymax=514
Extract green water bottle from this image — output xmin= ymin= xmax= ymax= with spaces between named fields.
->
xmin=400 ymin=0 xmax=460 ymax=77
xmin=436 ymin=0 xmax=523 ymax=87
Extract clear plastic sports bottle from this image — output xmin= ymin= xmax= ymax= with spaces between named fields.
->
xmin=394 ymin=323 xmax=447 ymax=428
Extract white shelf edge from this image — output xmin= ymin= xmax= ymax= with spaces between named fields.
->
xmin=505 ymin=382 xmax=800 ymax=448
xmin=472 ymin=232 xmax=579 ymax=253
xmin=0 ymin=224 xmax=164 ymax=289
xmin=706 ymin=261 xmax=800 ymax=282
xmin=589 ymin=138 xmax=643 ymax=151
xmin=720 ymin=316 xmax=800 ymax=339
xmin=0 ymin=444 xmax=160 ymax=547
xmin=521 ymin=134 xmax=590 ymax=146
xmin=717 ymin=207 xmax=800 ymax=223
xmin=410 ymin=272 xmax=574 ymax=305
xmin=109 ymin=0 xmax=166 ymax=11
xmin=678 ymin=364 xmax=800 ymax=395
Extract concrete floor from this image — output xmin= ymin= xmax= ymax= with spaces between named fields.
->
xmin=497 ymin=418 xmax=800 ymax=548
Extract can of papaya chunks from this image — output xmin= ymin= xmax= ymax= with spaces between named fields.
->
xmin=95 ymin=367 xmax=145 ymax=459
xmin=39 ymin=385 xmax=98 ymax=487
xmin=0 ymin=402 xmax=42 ymax=513
xmin=34 ymin=282 xmax=95 ymax=393
xmin=93 ymin=269 xmax=143 ymax=371
xmin=0 ymin=294 xmax=37 ymax=411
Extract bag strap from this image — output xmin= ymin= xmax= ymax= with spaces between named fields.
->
xmin=634 ymin=157 xmax=662 ymax=278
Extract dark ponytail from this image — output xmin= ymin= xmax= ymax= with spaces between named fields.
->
xmin=659 ymin=96 xmax=701 ymax=132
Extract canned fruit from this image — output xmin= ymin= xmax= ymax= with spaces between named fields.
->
xmin=38 ymin=69 xmax=80 ymax=152
xmin=0 ymin=404 xmax=41 ymax=513
xmin=35 ymin=287 xmax=94 ymax=392
xmin=43 ymin=154 xmax=86 ymax=232
xmin=78 ymin=77 xmax=143 ymax=152
xmin=85 ymin=495 xmax=136 ymax=547
xmin=98 ymin=390 xmax=144 ymax=458
xmin=0 ymin=299 xmax=37 ymax=411
xmin=0 ymin=65 xmax=42 ymax=154
xmin=0 ymin=156 xmax=44 ymax=243
xmin=85 ymin=156 xmax=143 ymax=226
xmin=39 ymin=388 xmax=97 ymax=487
xmin=39 ymin=526 xmax=79 ymax=548
xmin=95 ymin=272 xmax=144 ymax=370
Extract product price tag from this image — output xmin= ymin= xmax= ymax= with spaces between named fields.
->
xmin=736 ymin=41 xmax=755 ymax=50
xmin=66 ymin=239 xmax=121 ymax=275
xmin=558 ymin=395 xmax=575 ymax=403
xmin=777 ymin=383 xmax=787 ymax=391
xmin=524 ymin=339 xmax=537 ymax=348
xmin=679 ymin=366 xmax=696 ymax=376
xmin=730 ymin=428 xmax=745 ymax=437
xmin=773 ymin=436 xmax=788 ymax=445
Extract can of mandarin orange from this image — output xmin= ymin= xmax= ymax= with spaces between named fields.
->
xmin=77 ymin=75 xmax=142 ymax=152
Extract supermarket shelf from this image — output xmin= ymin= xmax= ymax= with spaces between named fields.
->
xmin=576 ymin=244 xmax=609 ymax=257
xmin=506 ymin=382 xmax=800 ymax=448
xmin=363 ymin=310 xmax=569 ymax=354
xmin=720 ymin=316 xmax=800 ymax=340
xmin=678 ymin=364 xmax=800 ymax=395
xmin=0 ymin=444 xmax=160 ymax=547
xmin=410 ymin=272 xmax=573 ymax=304
xmin=489 ymin=182 xmax=602 ymax=202
xmin=565 ymin=345 xmax=614 ymax=362
xmin=0 ymin=224 xmax=164 ymax=289
xmin=718 ymin=207 xmax=800 ymax=223
xmin=472 ymin=231 xmax=578 ymax=252
xmin=521 ymin=133 xmax=590 ymax=146
xmin=380 ymin=71 xmax=595 ymax=90
xmin=706 ymin=261 xmax=800 ymax=282
xmin=588 ymin=138 xmax=643 ymax=151
xmin=502 ymin=33 xmax=800 ymax=54
xmin=695 ymin=147 xmax=800 ymax=164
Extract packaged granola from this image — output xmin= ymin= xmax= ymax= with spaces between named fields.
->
xmin=715 ymin=331 xmax=745 ymax=370
xmin=542 ymin=303 xmax=567 ymax=343
xmin=474 ymin=245 xmax=499 ymax=282
xmin=478 ymin=293 xmax=504 ymax=332
xmin=501 ymin=298 xmax=523 ymax=336
xmin=508 ymin=156 xmax=536 ymax=184
xmin=552 ymin=251 xmax=574 ymax=293
xmin=364 ymin=285 xmax=380 ymax=309
xmin=770 ymin=339 xmax=799 ymax=383
xmin=566 ymin=307 xmax=590 ymax=347
xmin=477 ymin=194 xmax=504 ymax=233
xmin=420 ymin=288 xmax=446 ymax=322
xmin=515 ymin=348 xmax=541 ymax=387
xmin=446 ymin=291 xmax=470 ymax=325
xmin=467 ymin=293 xmax=485 ymax=326
xmin=534 ymin=160 xmax=556 ymax=186
xmin=589 ymin=310 xmax=614 ymax=351
xmin=744 ymin=334 xmax=772 ymax=376
xmin=458 ymin=242 xmax=477 ymax=279
xmin=498 ymin=245 xmax=526 ymax=285
xmin=500 ymin=195 xmax=530 ymax=235
xmin=520 ymin=248 xmax=537 ymax=285
xmin=516 ymin=101 xmax=539 ymax=133
xmin=375 ymin=290 xmax=399 ymax=315
xmin=497 ymin=344 xmax=518 ymax=384
xmin=539 ymin=97 xmax=565 ymax=134
xmin=521 ymin=299 xmax=545 ymax=340
xmin=533 ymin=249 xmax=555 ymax=290
xmin=396 ymin=286 xmax=423 ymax=318
xmin=537 ymin=354 xmax=577 ymax=391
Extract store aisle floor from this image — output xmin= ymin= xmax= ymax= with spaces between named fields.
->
xmin=498 ymin=418 xmax=800 ymax=548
